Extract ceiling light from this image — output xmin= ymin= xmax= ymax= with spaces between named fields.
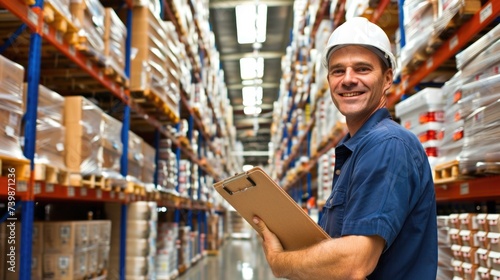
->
xmin=242 ymin=79 xmax=263 ymax=86
xmin=236 ymin=4 xmax=267 ymax=44
xmin=242 ymin=86 xmax=263 ymax=102
xmin=240 ymin=57 xmax=264 ymax=80
xmin=244 ymin=106 xmax=262 ymax=115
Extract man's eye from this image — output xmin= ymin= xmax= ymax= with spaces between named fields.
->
xmin=357 ymin=67 xmax=371 ymax=72
xmin=331 ymin=69 xmax=344 ymax=75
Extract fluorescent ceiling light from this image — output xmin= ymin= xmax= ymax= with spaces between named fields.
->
xmin=236 ymin=4 xmax=267 ymax=44
xmin=242 ymin=86 xmax=263 ymax=102
xmin=244 ymin=106 xmax=262 ymax=115
xmin=240 ymin=57 xmax=264 ymax=80
xmin=242 ymin=79 xmax=263 ymax=86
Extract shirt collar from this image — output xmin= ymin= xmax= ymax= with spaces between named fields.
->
xmin=338 ymin=108 xmax=392 ymax=152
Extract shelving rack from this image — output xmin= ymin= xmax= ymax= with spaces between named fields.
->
xmin=274 ymin=0 xmax=500 ymax=207
xmin=0 ymin=0 xmax=235 ymax=279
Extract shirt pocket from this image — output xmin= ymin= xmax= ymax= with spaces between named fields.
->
xmin=319 ymin=189 xmax=346 ymax=237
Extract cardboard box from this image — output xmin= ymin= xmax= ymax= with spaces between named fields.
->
xmin=104 ymin=7 xmax=127 ymax=73
xmin=43 ymin=251 xmax=88 ymax=280
xmin=128 ymin=131 xmax=144 ymax=179
xmin=43 ymin=221 xmax=89 ymax=253
xmin=141 ymin=142 xmax=156 ymax=184
xmin=64 ymin=96 xmax=104 ymax=173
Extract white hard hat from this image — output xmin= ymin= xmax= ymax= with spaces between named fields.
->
xmin=321 ymin=17 xmax=396 ymax=70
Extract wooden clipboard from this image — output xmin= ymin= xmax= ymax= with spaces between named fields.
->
xmin=213 ymin=167 xmax=330 ymax=251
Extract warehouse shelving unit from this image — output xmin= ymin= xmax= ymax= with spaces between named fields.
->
xmin=0 ymin=0 xmax=234 ymax=279
xmin=275 ymin=0 xmax=500 ymax=210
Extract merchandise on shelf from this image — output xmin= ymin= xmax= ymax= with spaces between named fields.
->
xmin=459 ymin=98 xmax=500 ymax=174
xmin=108 ymin=201 xmax=158 ymax=279
xmin=64 ymin=96 xmax=104 ymax=174
xmin=399 ymin=0 xmax=482 ymax=73
xmin=70 ymin=0 xmax=106 ymax=58
xmin=455 ymin=23 xmax=500 ymax=71
xmin=317 ymin=149 xmax=335 ymax=203
xmin=156 ymin=222 xmax=179 ymax=279
xmin=1 ymin=221 xmax=43 ymax=280
xmin=0 ymin=55 xmax=25 ymax=160
xmin=23 ymin=84 xmax=66 ymax=171
xmin=44 ymin=0 xmax=72 ymax=23
xmin=178 ymin=159 xmax=191 ymax=197
xmin=395 ymin=87 xmax=445 ymax=166
xmin=128 ymin=130 xmax=145 ymax=180
xmin=129 ymin=5 xmax=180 ymax=120
xmin=158 ymin=139 xmax=178 ymax=190
xmin=42 ymin=220 xmax=111 ymax=279
xmin=178 ymin=226 xmax=193 ymax=269
xmin=207 ymin=214 xmax=224 ymax=251
xmin=142 ymin=141 xmax=156 ymax=184
xmin=101 ymin=112 xmax=123 ymax=178
xmin=104 ymin=7 xmax=127 ymax=79
xmin=443 ymin=212 xmax=500 ymax=279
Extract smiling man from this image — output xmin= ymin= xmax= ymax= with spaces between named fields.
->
xmin=253 ymin=17 xmax=438 ymax=279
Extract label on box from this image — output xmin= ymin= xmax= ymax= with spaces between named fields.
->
xmin=58 ymin=256 xmax=70 ymax=269
xmin=5 ymin=126 xmax=14 ymax=137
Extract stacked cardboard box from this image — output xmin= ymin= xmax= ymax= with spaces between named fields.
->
xmin=1 ymin=222 xmax=43 ymax=280
xmin=129 ymin=5 xmax=179 ymax=120
xmin=70 ymin=0 xmax=106 ymax=59
xmin=24 ymin=85 xmax=66 ymax=171
xmin=101 ymin=113 xmax=123 ymax=177
xmin=64 ymin=96 xmax=104 ymax=175
xmin=156 ymin=222 xmax=179 ymax=279
xmin=177 ymin=226 xmax=193 ymax=270
xmin=43 ymin=220 xmax=111 ymax=280
xmin=128 ymin=130 xmax=144 ymax=180
xmin=0 ymin=55 xmax=25 ymax=160
xmin=104 ymin=7 xmax=127 ymax=79
xmin=108 ymin=201 xmax=158 ymax=279
xmin=444 ymin=213 xmax=500 ymax=279
xmin=158 ymin=139 xmax=178 ymax=190
xmin=141 ymin=142 xmax=156 ymax=184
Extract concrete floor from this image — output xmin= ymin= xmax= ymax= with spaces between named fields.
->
xmin=177 ymin=234 xmax=281 ymax=280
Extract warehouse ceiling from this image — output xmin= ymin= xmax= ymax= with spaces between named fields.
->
xmin=208 ymin=0 xmax=295 ymax=167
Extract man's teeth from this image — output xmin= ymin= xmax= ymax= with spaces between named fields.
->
xmin=341 ymin=92 xmax=362 ymax=97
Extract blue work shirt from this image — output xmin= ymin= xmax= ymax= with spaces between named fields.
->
xmin=318 ymin=108 xmax=437 ymax=279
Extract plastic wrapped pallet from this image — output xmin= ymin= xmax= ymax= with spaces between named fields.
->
xmin=70 ymin=0 xmax=105 ymax=57
xmin=104 ymin=8 xmax=127 ymax=79
xmin=128 ymin=130 xmax=144 ymax=180
xmin=459 ymin=99 xmax=500 ymax=175
xmin=25 ymin=84 xmax=66 ymax=170
xmin=456 ymin=74 xmax=500 ymax=120
xmin=156 ymin=222 xmax=179 ymax=279
xmin=0 ymin=55 xmax=25 ymax=160
xmin=64 ymin=96 xmax=104 ymax=174
xmin=100 ymin=112 xmax=123 ymax=177
xmin=460 ymin=39 xmax=500 ymax=82
xmin=456 ymin=23 xmax=500 ymax=70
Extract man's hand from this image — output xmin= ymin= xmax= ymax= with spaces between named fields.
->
xmin=253 ymin=216 xmax=288 ymax=278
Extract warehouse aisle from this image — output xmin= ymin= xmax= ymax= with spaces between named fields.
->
xmin=177 ymin=234 xmax=281 ymax=280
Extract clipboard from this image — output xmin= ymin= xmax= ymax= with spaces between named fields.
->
xmin=213 ymin=167 xmax=330 ymax=251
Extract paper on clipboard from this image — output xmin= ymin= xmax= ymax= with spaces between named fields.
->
xmin=213 ymin=167 xmax=330 ymax=251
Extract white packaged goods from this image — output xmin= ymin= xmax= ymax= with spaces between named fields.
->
xmin=458 ymin=99 xmax=500 ymax=175
xmin=395 ymin=87 xmax=445 ymax=130
xmin=460 ymin=39 xmax=500 ymax=82
xmin=456 ymin=23 xmax=500 ymax=70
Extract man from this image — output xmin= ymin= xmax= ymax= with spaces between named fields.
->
xmin=253 ymin=17 xmax=437 ymax=279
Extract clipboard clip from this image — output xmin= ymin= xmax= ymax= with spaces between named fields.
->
xmin=222 ymin=172 xmax=256 ymax=195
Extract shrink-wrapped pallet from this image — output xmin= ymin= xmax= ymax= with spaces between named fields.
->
xmin=104 ymin=8 xmax=127 ymax=78
xmin=128 ymin=130 xmax=144 ymax=180
xmin=0 ymin=55 xmax=25 ymax=160
xmin=142 ymin=141 xmax=156 ymax=184
xmin=64 ymin=96 xmax=104 ymax=174
xmin=25 ymin=85 xmax=67 ymax=170
xmin=100 ymin=112 xmax=123 ymax=177
xmin=70 ymin=0 xmax=106 ymax=57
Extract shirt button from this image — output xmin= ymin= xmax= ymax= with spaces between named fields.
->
xmin=335 ymin=169 xmax=341 ymax=175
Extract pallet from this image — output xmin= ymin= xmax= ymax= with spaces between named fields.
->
xmin=433 ymin=160 xmax=471 ymax=184
xmin=34 ymin=163 xmax=70 ymax=185
xmin=0 ymin=155 xmax=30 ymax=181
xmin=103 ymin=64 xmax=129 ymax=87
xmin=124 ymin=180 xmax=146 ymax=196
xmin=206 ymin=250 xmax=219 ymax=256
xmin=43 ymin=2 xmax=78 ymax=45
xmin=130 ymin=89 xmax=180 ymax=123
xmin=81 ymin=174 xmax=110 ymax=190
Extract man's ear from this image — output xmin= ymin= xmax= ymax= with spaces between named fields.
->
xmin=383 ymin=69 xmax=394 ymax=93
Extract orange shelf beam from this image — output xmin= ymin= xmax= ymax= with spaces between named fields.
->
xmin=370 ymin=0 xmax=390 ymax=24
xmin=388 ymin=0 xmax=500 ymax=107
xmin=435 ymin=176 xmax=500 ymax=202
